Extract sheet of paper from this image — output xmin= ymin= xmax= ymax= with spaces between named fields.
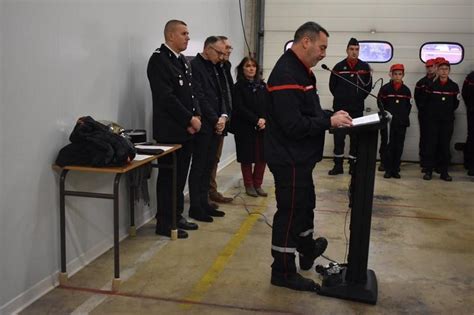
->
xmin=135 ymin=145 xmax=173 ymax=152
xmin=352 ymin=113 xmax=380 ymax=126
xmin=133 ymin=154 xmax=154 ymax=161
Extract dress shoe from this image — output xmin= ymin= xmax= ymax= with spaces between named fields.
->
xmin=207 ymin=199 xmax=219 ymax=209
xmin=423 ymin=172 xmax=432 ymax=180
xmin=392 ymin=172 xmax=401 ymax=179
xmin=468 ymin=169 xmax=474 ymax=176
xmin=245 ymin=186 xmax=258 ymax=197
xmin=177 ymin=217 xmax=198 ymax=230
xmin=328 ymin=165 xmax=343 ymax=175
xmin=440 ymin=173 xmax=452 ymax=182
xmin=271 ymin=272 xmax=320 ymax=292
xmin=383 ymin=172 xmax=392 ymax=178
xmin=421 ymin=168 xmax=428 ymax=173
xmin=209 ymin=192 xmax=233 ymax=203
xmin=155 ymin=226 xmax=188 ymax=239
xmin=378 ymin=164 xmax=385 ymax=172
xmin=299 ymin=237 xmax=328 ymax=271
xmin=207 ymin=208 xmax=226 ymax=217
xmin=189 ymin=208 xmax=214 ymax=222
xmin=255 ymin=187 xmax=268 ymax=197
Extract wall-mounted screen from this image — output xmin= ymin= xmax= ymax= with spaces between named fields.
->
xmin=420 ymin=42 xmax=464 ymax=65
xmin=359 ymin=41 xmax=393 ymax=63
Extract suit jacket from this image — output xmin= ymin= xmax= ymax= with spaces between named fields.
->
xmin=147 ymin=44 xmax=200 ymax=143
xmin=190 ymin=53 xmax=226 ymax=134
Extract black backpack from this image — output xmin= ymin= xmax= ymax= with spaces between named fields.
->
xmin=55 ymin=116 xmax=136 ymax=167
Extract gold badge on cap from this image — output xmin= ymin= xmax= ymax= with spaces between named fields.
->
xmin=442 ymin=97 xmax=446 ymax=101
xmin=396 ymin=100 xmax=399 ymax=104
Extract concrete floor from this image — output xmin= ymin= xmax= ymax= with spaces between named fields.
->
xmin=22 ymin=159 xmax=474 ymax=314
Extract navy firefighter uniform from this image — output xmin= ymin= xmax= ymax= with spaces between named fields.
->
xmin=329 ymin=49 xmax=372 ymax=174
xmin=378 ymin=70 xmax=412 ymax=177
xmin=265 ymin=49 xmax=331 ymax=282
xmin=414 ymin=59 xmax=436 ymax=168
xmin=421 ymin=68 xmax=460 ymax=180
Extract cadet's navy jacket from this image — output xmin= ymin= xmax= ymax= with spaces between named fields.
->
xmin=414 ymin=75 xmax=433 ymax=111
xmin=147 ymin=44 xmax=200 ymax=143
xmin=378 ymin=81 xmax=412 ymax=127
xmin=422 ymin=78 xmax=460 ymax=121
xmin=265 ymin=49 xmax=332 ymax=166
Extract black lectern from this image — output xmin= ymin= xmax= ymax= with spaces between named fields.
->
xmin=318 ymin=113 xmax=389 ymax=305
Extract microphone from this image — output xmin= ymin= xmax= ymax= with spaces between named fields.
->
xmin=321 ymin=64 xmax=387 ymax=117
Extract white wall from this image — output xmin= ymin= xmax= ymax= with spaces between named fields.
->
xmin=264 ymin=0 xmax=474 ymax=162
xmin=0 ymin=0 xmax=244 ymax=313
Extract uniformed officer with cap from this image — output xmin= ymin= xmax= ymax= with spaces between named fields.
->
xmin=328 ymin=37 xmax=372 ymax=175
xmin=147 ymin=19 xmax=202 ymax=239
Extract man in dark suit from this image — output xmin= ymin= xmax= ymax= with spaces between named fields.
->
xmin=208 ymin=36 xmax=234 ymax=205
xmin=147 ymin=20 xmax=201 ymax=239
xmin=188 ymin=36 xmax=228 ymax=222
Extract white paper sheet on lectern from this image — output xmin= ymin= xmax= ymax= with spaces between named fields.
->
xmin=352 ymin=113 xmax=380 ymax=126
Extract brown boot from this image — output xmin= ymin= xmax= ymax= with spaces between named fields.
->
xmin=209 ymin=191 xmax=233 ymax=203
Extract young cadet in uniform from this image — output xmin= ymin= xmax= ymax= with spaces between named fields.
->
xmin=328 ymin=37 xmax=372 ymax=175
xmin=414 ymin=58 xmax=436 ymax=172
xmin=266 ymin=21 xmax=352 ymax=291
xmin=188 ymin=36 xmax=228 ymax=222
xmin=421 ymin=58 xmax=460 ymax=181
xmin=378 ymin=64 xmax=412 ymax=178
xmin=208 ymin=36 xmax=234 ymax=206
xmin=147 ymin=20 xmax=201 ymax=239
xmin=462 ymin=71 xmax=474 ymax=176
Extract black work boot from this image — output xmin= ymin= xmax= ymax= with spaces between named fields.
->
xmin=328 ymin=157 xmax=344 ymax=175
xmin=299 ymin=237 xmax=328 ymax=270
xmin=271 ymin=272 xmax=320 ymax=292
xmin=423 ymin=171 xmax=432 ymax=180
xmin=440 ymin=173 xmax=452 ymax=181
xmin=348 ymin=159 xmax=356 ymax=175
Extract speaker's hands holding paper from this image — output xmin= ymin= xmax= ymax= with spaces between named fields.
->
xmin=330 ymin=110 xmax=353 ymax=128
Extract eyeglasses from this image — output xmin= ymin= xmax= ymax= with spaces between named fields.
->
xmin=226 ymin=46 xmax=233 ymax=52
xmin=210 ymin=46 xmax=225 ymax=56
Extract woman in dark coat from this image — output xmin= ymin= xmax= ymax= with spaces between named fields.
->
xmin=231 ymin=57 xmax=268 ymax=197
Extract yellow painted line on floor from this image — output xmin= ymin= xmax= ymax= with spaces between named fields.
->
xmin=181 ymin=197 xmax=271 ymax=310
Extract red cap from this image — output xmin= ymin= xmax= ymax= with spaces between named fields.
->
xmin=425 ymin=59 xmax=436 ymax=67
xmin=435 ymin=57 xmax=449 ymax=66
xmin=390 ymin=64 xmax=404 ymax=72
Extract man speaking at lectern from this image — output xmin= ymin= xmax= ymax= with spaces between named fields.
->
xmin=266 ymin=21 xmax=352 ymax=291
